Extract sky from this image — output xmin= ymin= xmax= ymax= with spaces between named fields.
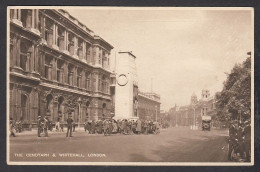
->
xmin=66 ymin=8 xmax=253 ymax=111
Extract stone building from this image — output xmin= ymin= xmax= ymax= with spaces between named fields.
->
xmin=138 ymin=91 xmax=161 ymax=121
xmin=9 ymin=9 xmax=114 ymax=128
xmin=168 ymin=89 xmax=216 ymax=128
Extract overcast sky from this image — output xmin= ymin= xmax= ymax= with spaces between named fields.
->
xmin=66 ymin=8 xmax=253 ymax=111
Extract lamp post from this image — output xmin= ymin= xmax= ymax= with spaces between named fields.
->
xmin=78 ymin=97 xmax=82 ymax=131
xmin=192 ymin=103 xmax=196 ymax=130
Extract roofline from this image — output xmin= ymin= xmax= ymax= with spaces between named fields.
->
xmin=118 ymin=51 xmax=137 ymax=58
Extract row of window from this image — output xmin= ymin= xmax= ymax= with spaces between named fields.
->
xmin=10 ymin=9 xmax=110 ymax=69
xmin=10 ymin=33 xmax=110 ymax=94
xmin=44 ymin=54 xmax=110 ymax=93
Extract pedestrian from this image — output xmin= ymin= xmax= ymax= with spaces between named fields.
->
xmin=43 ymin=116 xmax=49 ymax=137
xmin=244 ymin=119 xmax=251 ymax=162
xmin=9 ymin=118 xmax=16 ymax=137
xmin=60 ymin=121 xmax=64 ymax=132
xmin=84 ymin=119 xmax=88 ymax=132
xmin=17 ymin=117 xmax=23 ymax=133
xmin=72 ymin=122 xmax=76 ymax=132
xmin=37 ymin=115 xmax=43 ymax=137
xmin=90 ymin=120 xmax=96 ymax=134
xmin=55 ymin=117 xmax=61 ymax=132
xmin=112 ymin=120 xmax=118 ymax=134
xmin=136 ymin=119 xmax=142 ymax=134
xmin=66 ymin=113 xmax=73 ymax=137
xmin=122 ymin=119 xmax=126 ymax=134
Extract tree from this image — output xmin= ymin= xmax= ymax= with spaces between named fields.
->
xmin=215 ymin=56 xmax=251 ymax=123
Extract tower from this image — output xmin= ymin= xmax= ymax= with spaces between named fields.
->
xmin=201 ymin=89 xmax=210 ymax=101
xmin=191 ymin=93 xmax=198 ymax=105
xmin=114 ymin=51 xmax=138 ymax=119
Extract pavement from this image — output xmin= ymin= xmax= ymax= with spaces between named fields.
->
xmin=13 ymin=127 xmax=87 ymax=136
xmin=9 ymin=127 xmax=230 ymax=163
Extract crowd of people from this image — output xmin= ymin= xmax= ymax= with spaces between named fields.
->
xmin=228 ymin=119 xmax=251 ymax=162
xmin=9 ymin=117 xmax=24 ymax=137
xmin=84 ymin=119 xmax=161 ymax=135
xmin=9 ymin=112 xmax=162 ymax=138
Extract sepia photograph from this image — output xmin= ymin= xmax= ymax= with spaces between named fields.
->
xmin=6 ymin=7 xmax=254 ymax=166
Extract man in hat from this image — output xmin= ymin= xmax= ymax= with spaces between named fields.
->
xmin=9 ymin=117 xmax=16 ymax=137
xmin=37 ymin=115 xmax=43 ymax=137
xmin=244 ymin=119 xmax=251 ymax=162
xmin=66 ymin=113 xmax=73 ymax=137
xmin=43 ymin=116 xmax=49 ymax=137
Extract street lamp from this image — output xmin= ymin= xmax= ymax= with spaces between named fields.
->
xmin=78 ymin=97 xmax=82 ymax=131
xmin=192 ymin=104 xmax=197 ymax=130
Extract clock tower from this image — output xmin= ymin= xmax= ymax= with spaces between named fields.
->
xmin=114 ymin=51 xmax=139 ymax=119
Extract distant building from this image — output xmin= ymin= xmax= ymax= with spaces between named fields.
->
xmin=168 ymin=89 xmax=216 ymax=127
xmin=9 ymin=9 xmax=114 ymax=128
xmin=138 ymin=91 xmax=160 ymax=121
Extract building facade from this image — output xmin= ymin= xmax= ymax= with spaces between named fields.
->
xmin=168 ymin=89 xmax=216 ymax=128
xmin=9 ymin=9 xmax=114 ymax=128
xmin=138 ymin=91 xmax=161 ymax=121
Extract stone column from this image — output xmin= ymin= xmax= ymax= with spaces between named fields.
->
xmin=64 ymin=30 xmax=68 ymax=50
xmin=82 ymin=71 xmax=86 ymax=89
xmin=73 ymin=36 xmax=78 ymax=58
xmin=35 ymin=9 xmax=39 ymax=30
xmin=52 ymin=24 xmax=58 ymax=50
xmin=34 ymin=47 xmax=38 ymax=73
xmin=26 ymin=10 xmax=32 ymax=28
xmin=52 ymin=24 xmax=55 ymax=45
xmin=13 ymin=9 xmax=17 ymax=19
xmin=100 ymin=48 xmax=103 ymax=67
xmin=88 ymin=45 xmax=92 ymax=64
xmin=11 ymin=35 xmax=17 ymax=67
xmin=30 ymin=44 xmax=35 ymax=72
xmin=63 ymin=62 xmax=68 ymax=84
xmin=53 ymin=58 xmax=57 ymax=81
xmin=73 ymin=67 xmax=77 ymax=86
xmin=16 ymin=36 xmax=20 ymax=67
xmin=32 ymin=10 xmax=35 ymax=29
xmin=18 ymin=9 xmax=21 ymax=21
xmin=93 ymin=46 xmax=99 ymax=66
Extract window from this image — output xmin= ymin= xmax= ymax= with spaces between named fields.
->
xmin=98 ymin=75 xmax=101 ymax=91
xmin=76 ymin=68 xmax=82 ymax=87
xmin=21 ymin=9 xmax=32 ymax=28
xmin=20 ymin=41 xmax=31 ymax=71
xmin=45 ymin=18 xmax=53 ymax=46
xmin=57 ymin=60 xmax=64 ymax=83
xmin=68 ymin=33 xmax=74 ymax=56
xmin=57 ymin=26 xmax=65 ymax=51
xmin=101 ymin=76 xmax=107 ymax=93
xmin=44 ymin=55 xmax=52 ymax=80
xmin=85 ymin=72 xmax=91 ymax=90
xmin=85 ymin=43 xmax=91 ymax=62
xmin=98 ymin=52 xmax=101 ymax=64
xmin=10 ymin=9 xmax=16 ymax=19
xmin=102 ymin=51 xmax=106 ymax=68
xmin=77 ymin=39 xmax=83 ymax=58
xmin=68 ymin=64 xmax=74 ymax=85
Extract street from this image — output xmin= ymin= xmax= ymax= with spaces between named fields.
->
xmin=9 ymin=127 xmax=229 ymax=162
